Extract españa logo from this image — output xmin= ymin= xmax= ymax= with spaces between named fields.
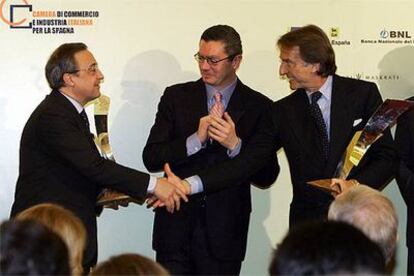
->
xmin=0 ymin=0 xmax=32 ymax=28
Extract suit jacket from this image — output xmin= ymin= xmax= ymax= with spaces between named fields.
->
xmin=143 ymin=79 xmax=279 ymax=261
xmin=199 ymin=75 xmax=396 ymax=226
xmin=395 ymin=96 xmax=414 ymax=248
xmin=11 ymin=90 xmax=150 ymax=268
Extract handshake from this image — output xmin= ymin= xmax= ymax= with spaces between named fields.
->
xmin=148 ymin=163 xmax=191 ymax=213
xmin=98 ymin=163 xmax=190 ymax=214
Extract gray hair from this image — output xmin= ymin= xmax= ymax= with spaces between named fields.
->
xmin=328 ymin=185 xmax=398 ymax=263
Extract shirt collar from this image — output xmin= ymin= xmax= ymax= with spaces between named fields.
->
xmin=205 ymin=78 xmax=238 ymax=104
xmin=306 ymin=75 xmax=333 ymax=103
xmin=59 ymin=91 xmax=84 ymax=113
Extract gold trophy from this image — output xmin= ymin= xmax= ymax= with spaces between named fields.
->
xmin=89 ymin=94 xmax=142 ymax=208
xmin=308 ymin=99 xmax=414 ymax=192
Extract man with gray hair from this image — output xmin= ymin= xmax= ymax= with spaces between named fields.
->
xmin=328 ymin=184 xmax=398 ymax=265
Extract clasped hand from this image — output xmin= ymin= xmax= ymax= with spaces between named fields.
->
xmin=147 ymin=163 xmax=191 ymax=213
xmin=197 ymin=112 xmax=239 ymax=150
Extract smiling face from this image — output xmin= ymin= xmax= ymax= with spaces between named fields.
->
xmin=279 ymin=46 xmax=322 ymax=92
xmin=65 ymin=50 xmax=104 ymax=105
xmin=197 ymin=40 xmax=241 ymax=89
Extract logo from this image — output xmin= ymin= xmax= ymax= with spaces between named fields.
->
xmin=0 ymin=0 xmax=100 ymax=35
xmin=348 ymin=72 xmax=400 ymax=81
xmin=361 ymin=28 xmax=413 ymax=45
xmin=380 ymin=29 xmax=411 ymax=39
xmin=329 ymin=26 xmax=351 ymax=46
xmin=380 ymin=29 xmax=389 ymax=39
xmin=330 ymin=27 xmax=339 ymax=38
xmin=0 ymin=0 xmax=32 ymax=28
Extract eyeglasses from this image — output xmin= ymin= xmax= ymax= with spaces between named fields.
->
xmin=69 ymin=64 xmax=100 ymax=75
xmin=194 ymin=53 xmax=237 ymax=66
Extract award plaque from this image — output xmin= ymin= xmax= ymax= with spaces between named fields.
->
xmin=88 ymin=95 xmax=143 ymax=208
xmin=308 ymin=99 xmax=414 ymax=192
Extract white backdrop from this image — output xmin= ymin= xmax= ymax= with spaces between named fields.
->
xmin=1 ymin=1 xmax=413 ymax=275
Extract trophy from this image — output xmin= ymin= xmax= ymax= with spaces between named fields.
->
xmin=88 ymin=94 xmax=143 ymax=208
xmin=308 ymin=99 xmax=414 ymax=192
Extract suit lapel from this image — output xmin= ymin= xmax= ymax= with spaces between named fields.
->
xmin=191 ymin=79 xmax=209 ymax=119
xmin=225 ymin=79 xmax=245 ymax=124
xmin=326 ymin=75 xmax=354 ymax=174
xmin=51 ymin=90 xmax=95 ymax=140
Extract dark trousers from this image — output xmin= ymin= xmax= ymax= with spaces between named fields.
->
xmin=408 ymin=247 xmax=413 ymax=275
xmin=156 ymin=198 xmax=242 ymax=275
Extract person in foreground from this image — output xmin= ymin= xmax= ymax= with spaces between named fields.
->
xmin=0 ymin=219 xmax=70 ymax=275
xmin=91 ymin=253 xmax=170 ymax=276
xmin=328 ymin=184 xmax=398 ymax=271
xmin=268 ymin=220 xmax=386 ymax=275
xmin=10 ymin=42 xmax=188 ymax=272
xmin=16 ymin=203 xmax=87 ymax=276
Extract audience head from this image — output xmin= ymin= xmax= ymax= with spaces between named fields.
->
xmin=91 ymin=253 xmax=170 ymax=276
xmin=269 ymin=220 xmax=385 ymax=275
xmin=16 ymin=203 xmax=86 ymax=275
xmin=0 ymin=219 xmax=70 ymax=275
xmin=328 ymin=184 xmax=398 ymax=263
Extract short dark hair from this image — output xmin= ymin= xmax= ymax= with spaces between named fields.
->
xmin=201 ymin=25 xmax=242 ymax=58
xmin=0 ymin=219 xmax=70 ymax=275
xmin=269 ymin=221 xmax=385 ymax=275
xmin=45 ymin=42 xmax=87 ymax=90
xmin=277 ymin=24 xmax=337 ymax=77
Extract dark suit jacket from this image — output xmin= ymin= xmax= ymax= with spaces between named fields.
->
xmin=143 ymin=79 xmax=279 ymax=261
xmin=199 ymin=75 xmax=396 ymax=226
xmin=395 ymin=96 xmax=414 ymax=249
xmin=11 ymin=90 xmax=150 ymax=268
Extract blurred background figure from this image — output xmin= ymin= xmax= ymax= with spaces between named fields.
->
xmin=91 ymin=253 xmax=169 ymax=276
xmin=16 ymin=203 xmax=86 ymax=276
xmin=0 ymin=219 xmax=70 ymax=275
xmin=328 ymin=184 xmax=398 ymax=269
xmin=268 ymin=221 xmax=385 ymax=275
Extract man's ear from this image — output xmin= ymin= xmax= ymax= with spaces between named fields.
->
xmin=311 ymin=63 xmax=321 ymax=73
xmin=232 ymin=54 xmax=242 ymax=70
xmin=63 ymin=73 xmax=74 ymax=87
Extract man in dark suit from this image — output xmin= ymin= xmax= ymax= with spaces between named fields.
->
xmin=10 ymin=43 xmax=187 ymax=272
xmin=143 ymin=25 xmax=279 ymax=275
xmin=179 ymin=25 xmax=395 ymax=227
xmin=395 ymin=97 xmax=414 ymax=275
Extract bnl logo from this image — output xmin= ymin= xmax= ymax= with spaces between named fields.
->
xmin=0 ymin=0 xmax=32 ymax=29
xmin=380 ymin=29 xmax=412 ymax=39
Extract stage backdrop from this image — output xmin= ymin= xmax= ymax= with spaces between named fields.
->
xmin=1 ymin=1 xmax=412 ymax=275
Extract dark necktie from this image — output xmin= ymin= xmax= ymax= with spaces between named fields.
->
xmin=309 ymin=91 xmax=329 ymax=160
xmin=80 ymin=109 xmax=90 ymax=130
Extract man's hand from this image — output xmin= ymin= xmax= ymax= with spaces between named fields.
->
xmin=197 ymin=115 xmax=212 ymax=144
xmin=147 ymin=163 xmax=191 ymax=211
xmin=330 ymin=178 xmax=359 ymax=198
xmin=208 ymin=112 xmax=239 ymax=150
xmin=164 ymin=163 xmax=191 ymax=195
xmin=153 ymin=177 xmax=188 ymax=213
